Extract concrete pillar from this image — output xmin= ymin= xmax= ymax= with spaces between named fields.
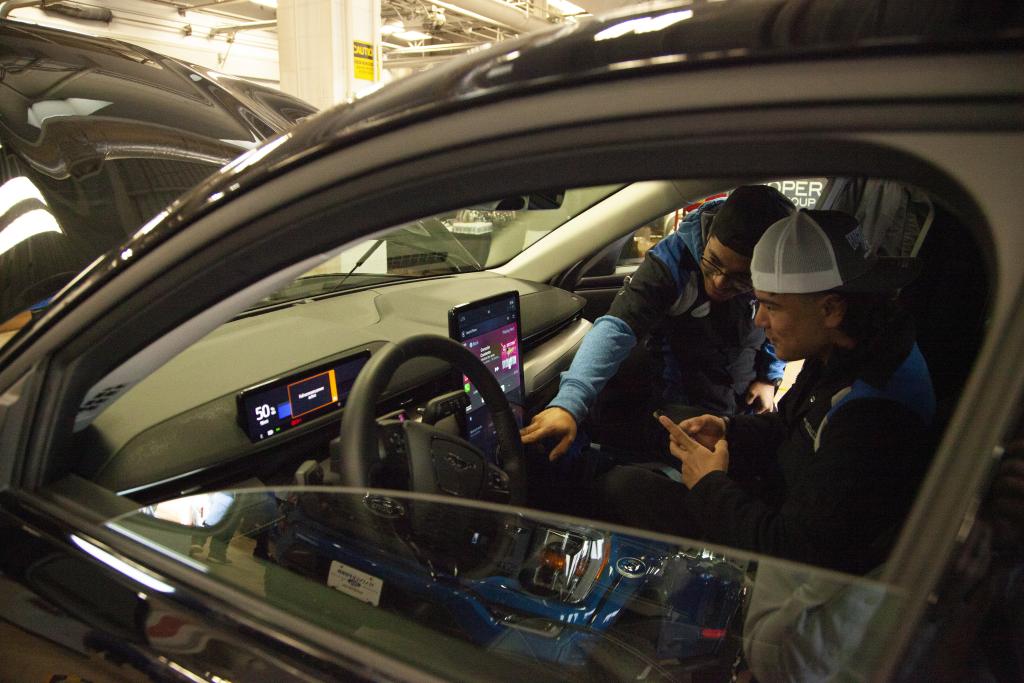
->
xmin=277 ymin=0 xmax=381 ymax=110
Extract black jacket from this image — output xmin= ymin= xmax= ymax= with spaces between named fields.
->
xmin=608 ymin=201 xmax=780 ymax=413
xmin=685 ymin=316 xmax=936 ymax=574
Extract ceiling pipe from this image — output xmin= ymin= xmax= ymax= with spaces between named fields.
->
xmin=0 ymin=0 xmax=41 ymax=19
xmin=183 ymin=0 xmax=255 ymax=10
xmin=384 ymin=54 xmax=458 ymax=68
xmin=430 ymin=0 xmax=551 ymax=33
xmin=386 ymin=41 xmax=481 ymax=54
xmin=44 ymin=1 xmax=113 ymax=22
xmin=208 ymin=19 xmax=276 ymax=36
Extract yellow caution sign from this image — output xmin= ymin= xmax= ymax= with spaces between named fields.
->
xmin=353 ymin=40 xmax=375 ymax=81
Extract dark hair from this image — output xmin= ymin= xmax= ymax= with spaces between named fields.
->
xmin=835 ymin=291 xmax=903 ymax=345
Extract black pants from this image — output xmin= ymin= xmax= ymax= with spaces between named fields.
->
xmin=528 ymin=403 xmax=716 ymax=529
xmin=587 ymin=463 xmax=704 ymax=538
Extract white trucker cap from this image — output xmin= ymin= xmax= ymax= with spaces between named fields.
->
xmin=751 ymin=210 xmax=919 ymax=294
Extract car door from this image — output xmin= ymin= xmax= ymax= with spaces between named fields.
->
xmin=0 ymin=24 xmax=1020 ymax=682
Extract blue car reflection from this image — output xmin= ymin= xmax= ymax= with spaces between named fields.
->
xmin=269 ymin=490 xmax=748 ymax=673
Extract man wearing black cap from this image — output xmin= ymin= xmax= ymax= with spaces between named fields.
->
xmin=521 ymin=185 xmax=795 ymax=462
xmin=600 ymin=209 xmax=936 ymax=574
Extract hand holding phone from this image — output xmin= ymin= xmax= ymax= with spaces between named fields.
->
xmin=654 ymin=411 xmax=730 ymax=488
xmin=655 ymin=410 xmax=727 ymax=450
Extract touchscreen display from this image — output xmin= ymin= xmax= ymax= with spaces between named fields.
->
xmin=238 ymin=352 xmax=369 ymax=442
xmin=449 ymin=292 xmax=525 ymax=461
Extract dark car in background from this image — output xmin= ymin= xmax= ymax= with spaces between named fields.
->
xmin=0 ymin=20 xmax=315 ymax=334
xmin=0 ymin=1 xmax=1022 ymax=681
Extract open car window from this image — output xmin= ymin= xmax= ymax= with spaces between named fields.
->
xmin=58 ymin=169 xmax=996 ymax=682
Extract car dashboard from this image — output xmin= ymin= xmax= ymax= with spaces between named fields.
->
xmin=74 ymin=272 xmax=590 ymax=499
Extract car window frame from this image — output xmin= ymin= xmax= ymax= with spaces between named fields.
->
xmin=2 ymin=66 xmax=1017 ymax=678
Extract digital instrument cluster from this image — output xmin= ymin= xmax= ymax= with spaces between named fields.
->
xmin=237 ymin=352 xmax=369 ymax=442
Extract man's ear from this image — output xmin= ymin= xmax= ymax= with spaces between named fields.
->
xmin=819 ymin=294 xmax=847 ymax=329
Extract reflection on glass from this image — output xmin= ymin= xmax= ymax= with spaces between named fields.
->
xmin=143 ymin=492 xmax=275 ymax=566
xmin=743 ymin=561 xmax=899 ymax=682
xmin=134 ymin=210 xmax=170 ymax=239
xmin=107 ymin=489 xmax=907 ymax=681
xmin=0 ymin=209 xmax=63 ymax=256
xmin=27 ymin=99 xmax=113 ymax=128
xmin=0 ymin=176 xmax=48 ymax=214
xmin=220 ymin=133 xmax=291 ymax=175
xmin=71 ymin=535 xmax=176 ymax=594
xmin=0 ymin=175 xmax=63 ymax=259
xmin=146 ymin=492 xmax=235 ymax=527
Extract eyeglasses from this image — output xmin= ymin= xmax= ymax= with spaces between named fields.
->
xmin=700 ymin=254 xmax=753 ymax=293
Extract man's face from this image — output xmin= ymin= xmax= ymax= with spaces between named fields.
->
xmin=752 ymin=291 xmax=838 ymax=362
xmin=701 ymin=236 xmax=753 ymax=303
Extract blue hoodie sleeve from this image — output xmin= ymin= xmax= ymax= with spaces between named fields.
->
xmin=756 ymin=341 xmax=786 ymax=384
xmin=548 ymin=315 xmax=637 ymax=421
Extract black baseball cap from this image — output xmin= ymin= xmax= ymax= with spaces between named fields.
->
xmin=710 ymin=185 xmax=795 ymax=258
xmin=751 ymin=210 xmax=920 ymax=294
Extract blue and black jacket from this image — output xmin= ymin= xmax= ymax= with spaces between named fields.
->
xmin=688 ymin=313 xmax=937 ymax=574
xmin=549 ymin=199 xmax=785 ymax=420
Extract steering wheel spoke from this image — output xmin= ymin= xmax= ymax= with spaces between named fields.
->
xmin=336 ymin=334 xmax=525 ymax=504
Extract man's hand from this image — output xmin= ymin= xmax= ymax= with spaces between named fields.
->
xmin=745 ymin=380 xmax=777 ymax=414
xmin=658 ymin=415 xmax=729 ymax=488
xmin=676 ymin=414 xmax=727 ymax=450
xmin=520 ymin=407 xmax=578 ymax=462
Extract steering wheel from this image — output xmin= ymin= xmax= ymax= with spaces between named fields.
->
xmin=335 ymin=334 xmax=526 ymax=505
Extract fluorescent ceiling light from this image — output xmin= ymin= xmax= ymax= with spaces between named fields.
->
xmin=394 ymin=29 xmax=432 ymax=41
xmin=381 ymin=20 xmax=404 ymax=35
xmin=547 ymin=0 xmax=585 ymax=15
xmin=250 ymin=0 xmax=277 ymax=7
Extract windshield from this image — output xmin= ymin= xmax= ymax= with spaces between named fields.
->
xmin=248 ymin=185 xmax=622 ymax=311
xmin=107 ymin=488 xmax=907 ymax=682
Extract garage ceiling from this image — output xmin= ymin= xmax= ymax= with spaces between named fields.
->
xmin=164 ymin=0 xmax=635 ymax=66
xmin=7 ymin=0 xmax=636 ymax=77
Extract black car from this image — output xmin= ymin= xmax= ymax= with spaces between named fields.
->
xmin=0 ymin=20 xmax=316 ymax=331
xmin=1 ymin=1 xmax=1023 ymax=681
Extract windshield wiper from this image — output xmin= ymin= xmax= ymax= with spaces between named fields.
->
xmin=330 ymin=238 xmax=386 ymax=293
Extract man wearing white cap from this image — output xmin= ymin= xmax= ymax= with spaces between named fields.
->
xmin=598 ymin=209 xmax=936 ymax=574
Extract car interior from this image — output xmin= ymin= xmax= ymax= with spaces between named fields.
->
xmin=53 ymin=174 xmax=988 ymax=517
